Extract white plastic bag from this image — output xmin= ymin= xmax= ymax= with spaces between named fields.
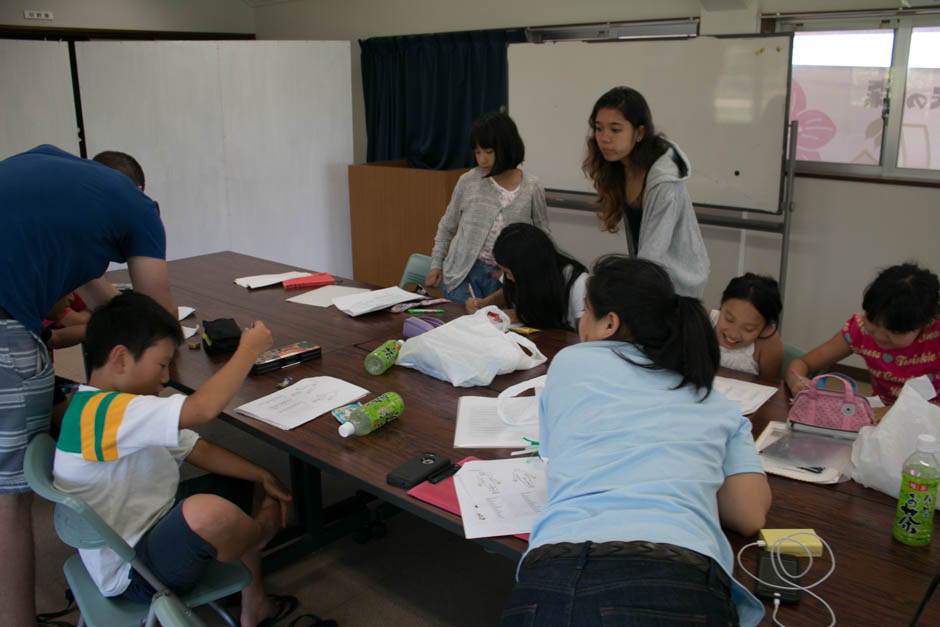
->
xmin=850 ymin=376 xmax=940 ymax=504
xmin=497 ymin=375 xmax=546 ymax=428
xmin=396 ymin=306 xmax=546 ymax=387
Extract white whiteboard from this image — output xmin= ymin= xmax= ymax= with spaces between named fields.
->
xmin=0 ymin=40 xmax=79 ymax=159
xmin=76 ymin=41 xmax=354 ymax=276
xmin=509 ymin=36 xmax=792 ymax=213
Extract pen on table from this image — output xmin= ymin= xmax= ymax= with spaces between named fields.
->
xmin=407 ymin=309 xmax=445 ymax=314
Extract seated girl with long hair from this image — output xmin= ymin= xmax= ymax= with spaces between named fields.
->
xmin=501 ymin=256 xmax=771 ymax=627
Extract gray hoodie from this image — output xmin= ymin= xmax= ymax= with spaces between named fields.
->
xmin=626 ymin=141 xmax=709 ymax=298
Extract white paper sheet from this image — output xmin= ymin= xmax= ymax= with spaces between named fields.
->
xmin=177 ymin=306 xmax=195 ymax=321
xmin=181 ymin=325 xmax=198 ymax=339
xmin=332 ymin=286 xmax=423 ymax=317
xmin=286 ymin=285 xmax=371 ymax=307
xmin=454 ymin=396 xmax=538 ymax=448
xmin=453 ymin=457 xmax=546 ymax=539
xmin=713 ymin=376 xmax=778 ymax=415
xmin=234 ymin=271 xmax=311 ymax=289
xmin=234 ymin=377 xmax=369 ymax=430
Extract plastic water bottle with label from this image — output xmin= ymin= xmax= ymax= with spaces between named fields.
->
xmin=893 ymin=434 xmax=940 ymax=546
xmin=364 ymin=340 xmax=403 ymax=375
xmin=338 ymin=392 xmax=404 ymax=437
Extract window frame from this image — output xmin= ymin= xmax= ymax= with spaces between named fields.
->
xmin=776 ymin=13 xmax=940 ymax=183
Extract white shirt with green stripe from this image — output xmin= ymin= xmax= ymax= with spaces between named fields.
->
xmin=53 ymin=385 xmax=198 ymax=596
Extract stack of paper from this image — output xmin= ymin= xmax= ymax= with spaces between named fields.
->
xmin=235 ymin=377 xmax=368 ymax=430
xmin=286 ymin=285 xmax=370 ymax=307
xmin=713 ymin=376 xmax=778 ymax=415
xmin=332 ymin=286 xmax=423 ymax=317
xmin=453 ymin=458 xmax=546 ymax=539
xmin=454 ymin=396 xmax=538 ymax=448
xmin=234 ymin=271 xmax=311 ymax=289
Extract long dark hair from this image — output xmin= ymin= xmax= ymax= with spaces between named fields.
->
xmin=587 ymin=255 xmax=718 ymax=396
xmin=493 ymin=223 xmax=587 ymax=330
xmin=582 ymin=86 xmax=672 ymax=232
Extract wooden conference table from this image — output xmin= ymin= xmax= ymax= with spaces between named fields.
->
xmin=109 ymin=252 xmax=939 ymax=626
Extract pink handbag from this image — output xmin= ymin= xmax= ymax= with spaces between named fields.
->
xmin=788 ymin=374 xmax=876 ymax=435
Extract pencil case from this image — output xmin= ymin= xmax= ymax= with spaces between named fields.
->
xmin=403 ymin=316 xmax=444 ymax=339
xmin=201 ymin=318 xmax=241 ymax=355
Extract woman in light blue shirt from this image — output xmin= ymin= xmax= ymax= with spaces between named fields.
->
xmin=501 ymin=256 xmax=771 ymax=627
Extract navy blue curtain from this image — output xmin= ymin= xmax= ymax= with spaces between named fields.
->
xmin=360 ymin=29 xmax=527 ymax=169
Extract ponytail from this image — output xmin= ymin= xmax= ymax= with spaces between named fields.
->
xmin=587 ymin=256 xmax=719 ymax=397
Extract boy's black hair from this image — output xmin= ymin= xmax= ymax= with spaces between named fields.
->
xmin=493 ymin=223 xmax=586 ymax=331
xmin=468 ymin=111 xmax=525 ymax=177
xmin=721 ymin=272 xmax=783 ymax=329
xmin=862 ymin=262 xmax=939 ymax=333
xmin=93 ymin=150 xmax=145 ymax=190
xmin=85 ymin=292 xmax=183 ymax=370
xmin=586 ymin=255 xmax=719 ymax=397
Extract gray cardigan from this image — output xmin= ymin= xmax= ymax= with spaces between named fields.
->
xmin=431 ymin=167 xmax=550 ymax=290
xmin=626 ymin=142 xmax=710 ymax=299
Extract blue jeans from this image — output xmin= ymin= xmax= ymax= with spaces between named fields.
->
xmin=442 ymin=259 xmax=502 ymax=304
xmin=502 ymin=545 xmax=739 ymax=627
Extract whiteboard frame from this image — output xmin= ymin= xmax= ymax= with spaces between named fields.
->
xmin=508 ymin=34 xmax=794 ymax=215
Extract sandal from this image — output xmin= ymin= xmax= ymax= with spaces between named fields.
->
xmin=257 ymin=593 xmax=299 ymax=627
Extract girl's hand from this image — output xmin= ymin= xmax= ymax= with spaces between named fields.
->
xmin=785 ymin=367 xmax=812 ymax=397
xmin=465 ymin=297 xmax=480 ymax=314
xmin=425 ymin=269 xmax=442 ymax=288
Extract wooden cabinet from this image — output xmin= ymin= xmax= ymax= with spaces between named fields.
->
xmin=348 ymin=160 xmax=468 ymax=288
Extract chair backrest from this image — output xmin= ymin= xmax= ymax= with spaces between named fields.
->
xmin=399 ymin=253 xmax=432 ymax=289
xmin=24 ymin=433 xmax=136 ymax=562
xmin=781 ymin=342 xmax=810 ymax=380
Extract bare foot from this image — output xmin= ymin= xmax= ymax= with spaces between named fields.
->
xmin=240 ymin=592 xmax=297 ymax=627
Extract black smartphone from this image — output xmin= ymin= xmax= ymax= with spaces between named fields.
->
xmin=250 ymin=340 xmax=321 ymax=375
xmin=386 ymin=452 xmax=452 ymax=489
xmin=754 ymin=551 xmax=802 ymax=604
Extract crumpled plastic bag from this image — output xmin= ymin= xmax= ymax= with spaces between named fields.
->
xmin=396 ymin=306 xmax=546 ymax=387
xmin=850 ymin=376 xmax=940 ymax=506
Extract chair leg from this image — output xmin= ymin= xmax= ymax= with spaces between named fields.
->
xmin=208 ymin=599 xmax=239 ymax=627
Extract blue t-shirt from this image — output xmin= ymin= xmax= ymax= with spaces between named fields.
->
xmin=528 ymin=341 xmax=765 ymax=627
xmin=0 ymin=145 xmax=166 ymax=336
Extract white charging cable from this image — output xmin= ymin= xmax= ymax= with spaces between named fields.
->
xmin=736 ymin=531 xmax=836 ymax=627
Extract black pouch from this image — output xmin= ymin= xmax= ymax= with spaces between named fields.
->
xmin=201 ymin=318 xmax=241 ymax=355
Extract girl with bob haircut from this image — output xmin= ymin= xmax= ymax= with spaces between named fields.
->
xmin=501 ymin=256 xmax=771 ymax=627
xmin=427 ymin=111 xmax=549 ymax=303
xmin=465 ymin=223 xmax=588 ymax=330
xmin=584 ymin=86 xmax=709 ymax=298
xmin=786 ymin=262 xmax=940 ymax=410
xmin=711 ymin=273 xmax=784 ymax=379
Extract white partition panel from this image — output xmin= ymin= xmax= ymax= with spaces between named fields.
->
xmin=76 ymin=40 xmax=353 ymax=276
xmin=0 ymin=40 xmax=79 ymax=159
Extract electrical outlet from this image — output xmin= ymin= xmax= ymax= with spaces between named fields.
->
xmin=23 ymin=10 xmax=54 ymax=20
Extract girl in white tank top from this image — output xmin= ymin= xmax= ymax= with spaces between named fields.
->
xmin=711 ymin=273 xmax=784 ymax=380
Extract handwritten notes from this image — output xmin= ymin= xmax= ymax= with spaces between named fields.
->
xmin=235 ymin=377 xmax=368 ymax=430
xmin=332 ymin=287 xmax=423 ymax=317
xmin=454 ymin=396 xmax=538 ymax=448
xmin=453 ymin=457 xmax=546 ymax=538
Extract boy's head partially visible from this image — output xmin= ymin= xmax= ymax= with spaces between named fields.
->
xmin=85 ymin=293 xmax=183 ymax=395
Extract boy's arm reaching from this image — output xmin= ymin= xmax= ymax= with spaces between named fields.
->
xmin=179 ymin=322 xmax=272 ymax=428
xmin=184 ymin=439 xmax=292 ymax=527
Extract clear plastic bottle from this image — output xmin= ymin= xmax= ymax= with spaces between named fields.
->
xmin=364 ymin=340 xmax=403 ymax=375
xmin=338 ymin=392 xmax=404 ymax=437
xmin=893 ymin=434 xmax=940 ymax=546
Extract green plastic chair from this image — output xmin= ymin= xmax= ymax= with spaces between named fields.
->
xmin=781 ymin=342 xmax=805 ymax=380
xmin=25 ymin=433 xmax=250 ymax=627
xmin=398 ymin=253 xmax=432 ymax=290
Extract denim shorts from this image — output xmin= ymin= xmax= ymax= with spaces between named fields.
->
xmin=442 ymin=259 xmax=503 ymax=304
xmin=502 ymin=542 xmax=738 ymax=627
xmin=0 ymin=318 xmax=54 ymax=494
xmin=122 ymin=474 xmax=254 ymax=602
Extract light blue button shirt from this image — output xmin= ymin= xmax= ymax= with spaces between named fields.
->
xmin=526 ymin=341 xmax=765 ymax=627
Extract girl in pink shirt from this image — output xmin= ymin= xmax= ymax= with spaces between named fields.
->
xmin=785 ymin=263 xmax=940 ymax=415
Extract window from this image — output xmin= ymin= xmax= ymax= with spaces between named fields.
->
xmin=778 ymin=13 xmax=940 ymax=180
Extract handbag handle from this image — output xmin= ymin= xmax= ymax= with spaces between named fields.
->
xmin=808 ymin=373 xmax=858 ymax=402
